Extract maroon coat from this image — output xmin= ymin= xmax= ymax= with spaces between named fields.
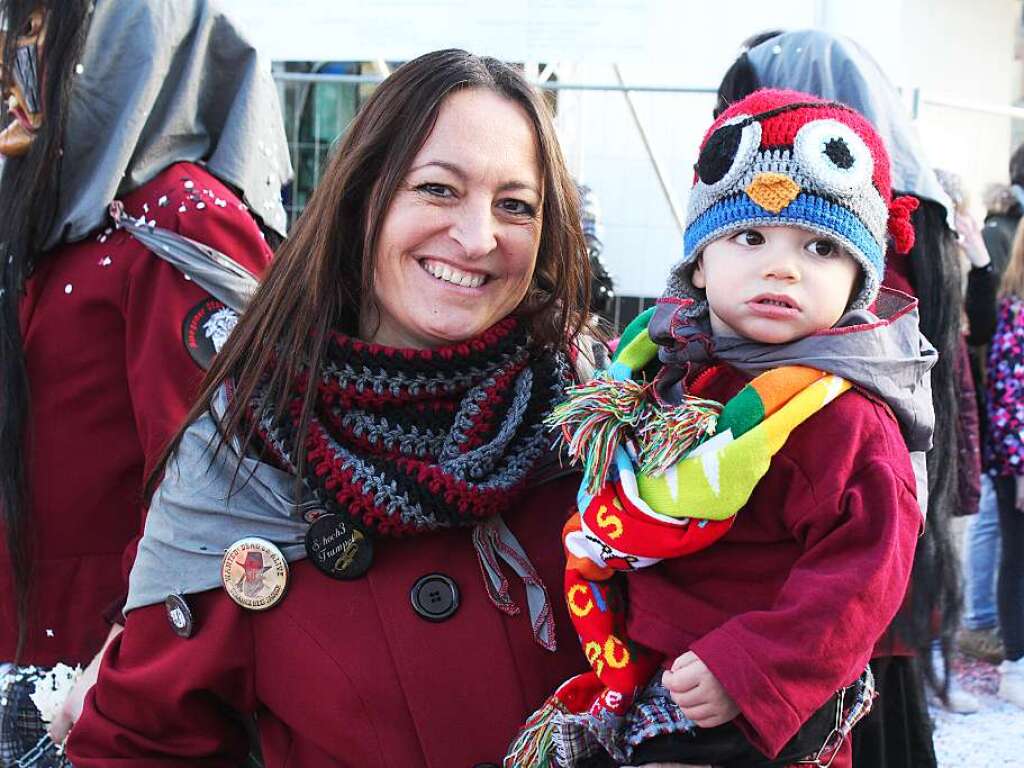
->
xmin=954 ymin=339 xmax=982 ymax=516
xmin=627 ymin=364 xmax=922 ymax=766
xmin=67 ymin=474 xmax=588 ymax=767
xmin=0 ymin=162 xmax=273 ymax=665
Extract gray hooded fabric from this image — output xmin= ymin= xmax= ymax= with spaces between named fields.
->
xmin=744 ymin=29 xmax=954 ymax=228
xmin=45 ymin=0 xmax=292 ymax=249
xmin=125 ymin=388 xmax=559 ymax=647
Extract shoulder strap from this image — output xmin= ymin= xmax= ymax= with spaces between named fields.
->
xmin=109 ymin=201 xmax=259 ymax=313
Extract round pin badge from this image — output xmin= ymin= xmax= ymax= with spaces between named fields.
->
xmin=221 ymin=537 xmax=289 ymax=610
xmin=296 ymin=504 xmax=328 ymax=524
xmin=304 ymin=514 xmax=373 ymax=580
xmin=164 ymin=594 xmax=195 ymax=638
xmin=182 ymin=298 xmax=239 ymax=370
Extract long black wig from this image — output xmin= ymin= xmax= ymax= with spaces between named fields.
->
xmin=0 ymin=0 xmax=91 ymax=659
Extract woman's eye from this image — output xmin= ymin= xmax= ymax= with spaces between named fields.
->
xmin=499 ymin=198 xmax=535 ymax=217
xmin=808 ymin=239 xmax=837 ymax=257
xmin=416 ymin=183 xmax=453 ymax=198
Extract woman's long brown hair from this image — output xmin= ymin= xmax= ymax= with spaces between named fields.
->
xmin=148 ymin=49 xmax=589 ymax=494
xmin=1001 ymin=217 xmax=1024 ymax=299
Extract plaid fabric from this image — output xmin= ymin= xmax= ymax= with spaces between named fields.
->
xmin=552 ymin=668 xmax=874 ymax=767
xmin=624 ymin=677 xmax=697 ymax=749
xmin=552 ymin=676 xmax=696 ymax=766
xmin=0 ymin=668 xmax=71 ymax=768
xmin=796 ymin=665 xmax=876 ymax=767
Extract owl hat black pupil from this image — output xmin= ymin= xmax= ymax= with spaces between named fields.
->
xmin=696 ymin=122 xmax=743 ymax=185
xmin=824 ymin=137 xmax=855 ymax=169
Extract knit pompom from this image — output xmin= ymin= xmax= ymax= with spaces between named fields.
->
xmin=888 ymin=195 xmax=920 ymax=254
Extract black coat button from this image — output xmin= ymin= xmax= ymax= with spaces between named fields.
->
xmin=410 ymin=573 xmax=460 ymax=622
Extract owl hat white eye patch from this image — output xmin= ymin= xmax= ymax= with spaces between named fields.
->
xmin=793 ymin=119 xmax=874 ymax=196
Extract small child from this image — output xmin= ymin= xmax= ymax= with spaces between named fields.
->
xmin=507 ymin=89 xmax=935 ymax=768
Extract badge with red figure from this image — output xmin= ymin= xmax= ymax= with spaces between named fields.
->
xmin=221 ymin=537 xmax=289 ymax=610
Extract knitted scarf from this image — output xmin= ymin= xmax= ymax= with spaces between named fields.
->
xmin=506 ymin=308 xmax=852 ymax=767
xmin=250 ymin=317 xmax=569 ymax=537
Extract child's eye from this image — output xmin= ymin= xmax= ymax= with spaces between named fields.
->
xmin=498 ymin=198 xmax=536 ymax=217
xmin=732 ymin=230 xmax=765 ymax=246
xmin=807 ymin=239 xmax=838 ymax=257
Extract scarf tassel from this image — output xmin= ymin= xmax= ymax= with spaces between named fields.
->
xmin=638 ymin=395 xmax=721 ymax=476
xmin=504 ymin=695 xmax=567 ymax=768
xmin=546 ymin=375 xmax=722 ymax=490
xmin=545 ymin=375 xmax=651 ymax=493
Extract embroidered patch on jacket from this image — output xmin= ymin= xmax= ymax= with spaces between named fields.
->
xmin=182 ymin=297 xmax=238 ymax=369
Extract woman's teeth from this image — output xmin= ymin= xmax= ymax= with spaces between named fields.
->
xmin=422 ymin=260 xmax=486 ymax=288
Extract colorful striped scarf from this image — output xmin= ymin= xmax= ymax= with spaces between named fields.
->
xmin=506 ymin=307 xmax=852 ymax=766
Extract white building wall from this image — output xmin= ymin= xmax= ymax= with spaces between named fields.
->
xmin=557 ymin=0 xmax=1021 ymax=297
xmin=901 ymin=0 xmax=1019 ymax=211
xmin=223 ymin=0 xmax=1022 ymax=296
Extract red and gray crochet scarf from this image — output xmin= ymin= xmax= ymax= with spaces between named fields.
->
xmin=250 ymin=317 xmax=569 ymax=537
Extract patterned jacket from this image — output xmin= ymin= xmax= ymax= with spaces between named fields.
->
xmin=986 ymin=296 xmax=1024 ymax=477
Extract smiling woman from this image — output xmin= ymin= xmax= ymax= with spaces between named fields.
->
xmin=365 ymin=88 xmax=544 ymax=348
xmin=68 ymin=49 xmax=595 ymax=768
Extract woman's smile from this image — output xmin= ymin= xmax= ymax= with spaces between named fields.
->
xmin=418 ymin=257 xmax=489 ymax=290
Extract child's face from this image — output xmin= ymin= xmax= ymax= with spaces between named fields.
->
xmin=692 ymin=226 xmax=860 ymax=344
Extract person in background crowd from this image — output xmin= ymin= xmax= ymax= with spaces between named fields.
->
xmin=928 ymin=168 xmax=999 ymax=715
xmin=984 ymin=217 xmax=1024 ymax=709
xmin=68 ymin=49 xmax=595 ymax=767
xmin=715 ymin=28 xmax=964 ymax=768
xmin=576 ymin=182 xmax=616 ymax=320
xmin=958 ymin=176 xmax=1024 ymax=671
xmin=952 ymin=176 xmax=1010 ymax=670
xmin=981 ymin=148 xmax=1024 ymax=277
xmin=0 ymin=0 xmax=289 ymax=762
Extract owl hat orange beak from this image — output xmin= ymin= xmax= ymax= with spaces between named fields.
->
xmin=745 ymin=172 xmax=801 ymax=213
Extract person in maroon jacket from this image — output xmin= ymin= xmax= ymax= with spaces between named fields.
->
xmin=66 ymin=49 xmax=596 ymax=767
xmin=713 ymin=31 xmax=968 ymax=768
xmin=0 ymin=0 xmax=290 ymax=760
xmin=508 ymin=89 xmax=935 ymax=768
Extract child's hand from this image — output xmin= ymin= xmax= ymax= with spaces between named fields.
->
xmin=661 ymin=651 xmax=739 ymax=728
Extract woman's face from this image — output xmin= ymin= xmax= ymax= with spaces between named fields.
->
xmin=362 ymin=87 xmax=543 ymax=349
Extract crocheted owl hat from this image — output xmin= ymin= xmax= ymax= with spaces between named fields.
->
xmin=667 ymin=88 xmax=919 ymax=314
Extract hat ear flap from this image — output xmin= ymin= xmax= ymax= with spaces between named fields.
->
xmin=888 ymin=195 xmax=920 ymax=254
